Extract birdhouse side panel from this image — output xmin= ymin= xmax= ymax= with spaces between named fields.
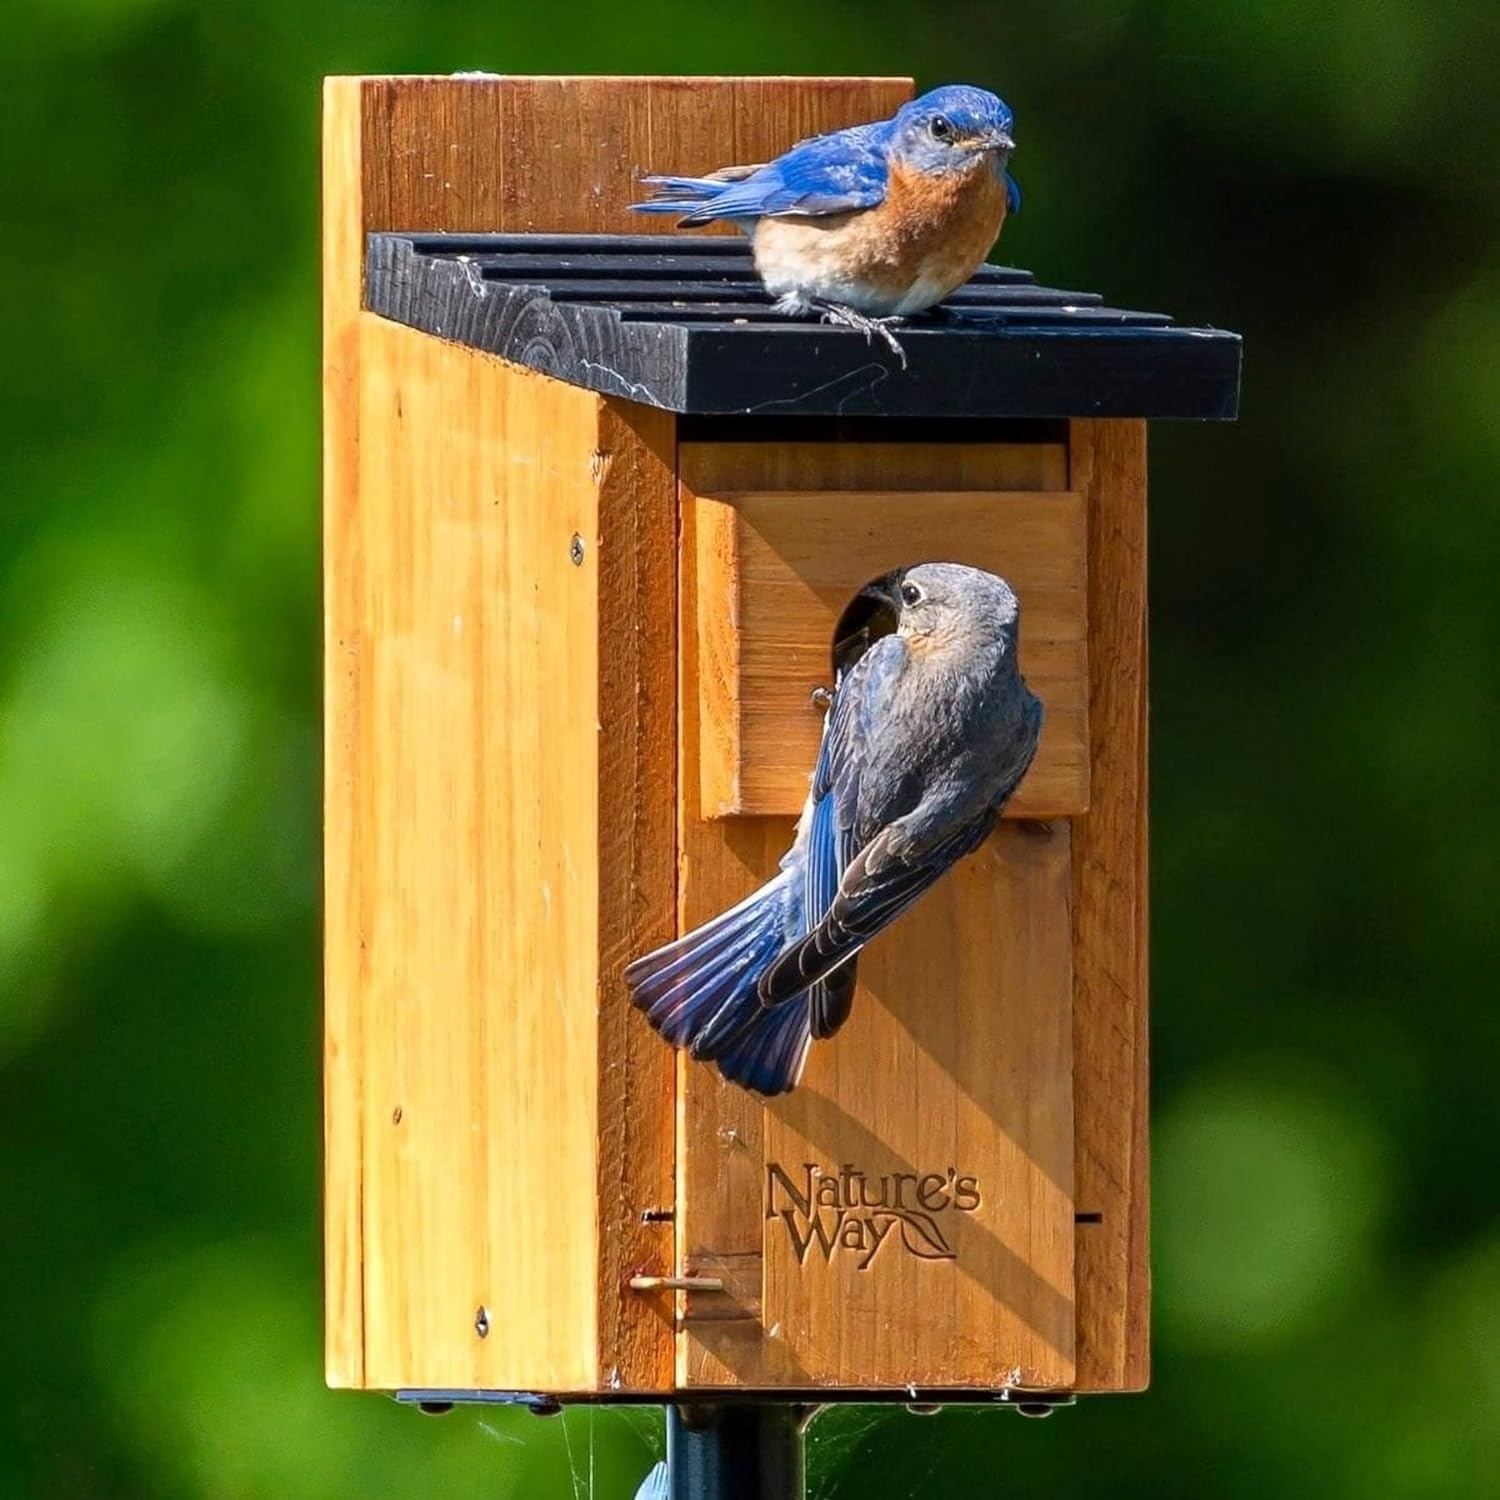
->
xmin=326 ymin=320 xmax=677 ymax=1393
xmin=1067 ymin=418 xmax=1150 ymax=1392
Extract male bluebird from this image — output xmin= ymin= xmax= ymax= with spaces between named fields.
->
xmin=630 ymin=85 xmax=1020 ymax=361
xmin=624 ymin=563 xmax=1042 ymax=1096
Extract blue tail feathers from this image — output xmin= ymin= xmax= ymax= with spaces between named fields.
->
xmin=713 ymin=995 xmax=812 ymax=1097
xmin=632 ymin=174 xmax=723 ymax=203
xmin=623 ymin=873 xmax=812 ymax=1097
xmin=629 ymin=175 xmax=727 ymax=224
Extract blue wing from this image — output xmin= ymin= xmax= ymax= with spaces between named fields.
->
xmin=632 ymin=122 xmax=892 ymax=225
xmin=817 ymin=634 xmax=907 ymax=831
xmin=788 ymin=636 xmax=907 ymax=1034
xmin=622 ymin=634 xmax=907 ymax=1087
xmin=1005 ymin=169 xmax=1022 ymax=216
xmin=762 ymin=634 xmax=1027 ymax=1008
xmin=802 ymin=736 xmax=850 ymax=1037
xmin=761 ymin=811 xmax=998 ymax=1008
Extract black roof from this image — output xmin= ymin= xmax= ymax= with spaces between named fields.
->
xmin=365 ymin=232 xmax=1240 ymax=420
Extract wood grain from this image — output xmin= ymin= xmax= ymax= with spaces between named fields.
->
xmin=676 ymin=441 xmax=1076 ymax=1392
xmin=324 ymin=72 xmax=915 ymax=1395
xmin=593 ymin=397 xmax=679 ymax=1391
xmin=337 ymin=319 xmax=674 ymax=1392
xmin=345 ymin=74 xmax=913 ymax=238
xmin=687 ymin=489 xmax=1088 ymax=820
xmin=1068 ymin=419 xmax=1150 ymax=1392
xmin=322 ymin=74 xmax=368 ymax=1392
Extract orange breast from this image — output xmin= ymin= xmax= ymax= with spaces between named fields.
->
xmin=870 ymin=158 xmax=1009 ymax=309
xmin=750 ymin=156 xmax=1009 ymax=317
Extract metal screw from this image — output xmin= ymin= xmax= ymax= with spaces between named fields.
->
xmin=569 ymin=534 xmax=586 ymax=566
xmin=391 ymin=1106 xmax=403 ymax=1125
xmin=474 ymin=1305 xmax=491 ymax=1338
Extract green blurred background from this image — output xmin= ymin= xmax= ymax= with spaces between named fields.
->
xmin=3 ymin=2 xmax=1498 ymax=1496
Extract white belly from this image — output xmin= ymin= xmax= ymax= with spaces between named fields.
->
xmin=751 ymin=218 xmax=906 ymax=316
xmin=888 ymin=271 xmax=953 ymax=317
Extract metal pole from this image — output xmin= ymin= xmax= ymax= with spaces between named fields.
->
xmin=667 ymin=1404 xmax=807 ymax=1500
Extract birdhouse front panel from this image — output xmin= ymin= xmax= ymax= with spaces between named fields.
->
xmin=673 ymin=438 xmax=1079 ymax=1392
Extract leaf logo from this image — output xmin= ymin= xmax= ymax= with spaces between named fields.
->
xmin=886 ymin=1210 xmax=955 ymax=1260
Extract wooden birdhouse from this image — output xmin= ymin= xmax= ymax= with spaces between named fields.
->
xmin=323 ymin=74 xmax=1240 ymax=1409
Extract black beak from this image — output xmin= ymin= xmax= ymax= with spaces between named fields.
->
xmin=993 ymin=130 xmax=1014 ymax=153
xmin=859 ymin=570 xmax=904 ymax=612
xmin=832 ymin=570 xmax=903 ymax=675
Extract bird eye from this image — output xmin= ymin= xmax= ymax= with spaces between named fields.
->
xmin=929 ymin=115 xmax=953 ymax=142
xmin=900 ymin=581 xmax=924 ymax=606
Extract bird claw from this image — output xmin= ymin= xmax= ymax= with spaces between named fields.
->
xmin=815 ymin=303 xmax=909 ymax=367
xmin=810 ymin=684 xmax=834 ymax=711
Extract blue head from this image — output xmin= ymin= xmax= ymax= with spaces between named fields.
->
xmin=888 ymin=85 xmax=1014 ymax=176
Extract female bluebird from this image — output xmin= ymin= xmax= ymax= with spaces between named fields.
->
xmin=631 ymin=85 xmax=1020 ymax=358
xmin=624 ymin=563 xmax=1042 ymax=1096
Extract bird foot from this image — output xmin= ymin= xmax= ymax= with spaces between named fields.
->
xmin=815 ymin=303 xmax=908 ymax=367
